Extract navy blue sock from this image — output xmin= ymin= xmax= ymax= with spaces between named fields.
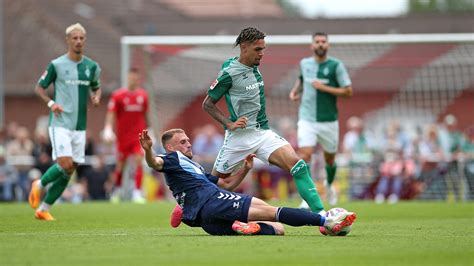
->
xmin=275 ymin=207 xmax=325 ymax=226
xmin=256 ymin=223 xmax=277 ymax=235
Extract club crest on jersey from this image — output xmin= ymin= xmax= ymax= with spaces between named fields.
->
xmin=85 ymin=68 xmax=90 ymax=78
xmin=210 ymin=79 xmax=218 ymax=90
xmin=323 ymin=67 xmax=329 ymax=76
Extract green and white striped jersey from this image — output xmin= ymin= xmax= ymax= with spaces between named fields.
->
xmin=207 ymin=57 xmax=269 ymax=130
xmin=38 ymin=54 xmax=101 ymax=131
xmin=298 ymin=56 xmax=351 ymax=122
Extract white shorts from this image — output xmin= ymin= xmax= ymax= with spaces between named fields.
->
xmin=48 ymin=127 xmax=86 ymax=163
xmin=214 ymin=129 xmax=289 ymax=174
xmin=297 ymin=120 xmax=339 ymax=153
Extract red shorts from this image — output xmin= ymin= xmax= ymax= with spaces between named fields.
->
xmin=117 ymin=141 xmax=143 ymax=161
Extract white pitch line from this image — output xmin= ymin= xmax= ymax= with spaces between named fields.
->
xmin=2 ymin=232 xmax=128 ymax=237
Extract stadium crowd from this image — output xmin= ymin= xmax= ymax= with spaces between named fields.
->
xmin=0 ymin=114 xmax=473 ymax=203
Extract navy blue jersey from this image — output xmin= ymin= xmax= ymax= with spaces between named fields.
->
xmin=158 ymin=151 xmax=220 ymax=221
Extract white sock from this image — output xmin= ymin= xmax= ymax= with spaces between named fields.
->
xmin=37 ymin=180 xmax=43 ymax=190
xmin=38 ymin=202 xmax=50 ymax=212
xmin=133 ymin=189 xmax=142 ymax=198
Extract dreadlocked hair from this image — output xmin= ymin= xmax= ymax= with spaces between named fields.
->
xmin=234 ymin=27 xmax=266 ymax=47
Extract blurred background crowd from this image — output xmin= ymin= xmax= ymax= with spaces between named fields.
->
xmin=1 ymin=113 xmax=472 ymax=203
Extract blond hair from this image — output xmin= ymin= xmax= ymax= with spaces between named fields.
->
xmin=65 ymin=23 xmax=86 ymax=36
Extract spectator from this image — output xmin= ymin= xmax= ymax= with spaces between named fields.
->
xmin=342 ymin=116 xmax=374 ymax=164
xmin=192 ymin=124 xmax=223 ymax=172
xmin=461 ymin=127 xmax=474 ymax=200
xmin=417 ymin=124 xmax=447 ymax=200
xmin=375 ymin=122 xmax=416 ymax=204
xmin=6 ymin=126 xmax=34 ymax=200
xmin=5 ymin=121 xmax=19 ymax=142
xmin=438 ymin=114 xmax=467 ymax=201
xmin=0 ymin=146 xmax=19 ymax=201
xmin=79 ymin=155 xmax=113 ymax=200
xmin=31 ymin=130 xmax=53 ymax=174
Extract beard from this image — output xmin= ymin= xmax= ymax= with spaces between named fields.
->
xmin=74 ymin=47 xmax=83 ymax=54
xmin=314 ymin=48 xmax=327 ymax=57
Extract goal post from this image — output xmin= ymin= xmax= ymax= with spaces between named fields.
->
xmin=120 ymin=32 xmax=473 ymax=135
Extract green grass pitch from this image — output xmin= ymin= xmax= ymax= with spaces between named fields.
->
xmin=1 ymin=201 xmax=472 ymax=266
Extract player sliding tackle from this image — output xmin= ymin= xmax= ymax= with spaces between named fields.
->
xmin=139 ymin=128 xmax=356 ymax=235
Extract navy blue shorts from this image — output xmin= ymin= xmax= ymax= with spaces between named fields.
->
xmin=198 ymin=191 xmax=252 ymax=235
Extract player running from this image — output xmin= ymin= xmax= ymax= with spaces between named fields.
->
xmin=29 ymin=23 xmax=102 ymax=220
xmin=289 ymin=32 xmax=353 ymax=207
xmin=201 ymin=27 xmax=325 ymax=214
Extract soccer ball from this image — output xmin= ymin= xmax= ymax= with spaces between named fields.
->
xmin=319 ymin=207 xmax=353 ymax=236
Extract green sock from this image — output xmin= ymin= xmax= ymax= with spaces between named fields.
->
xmin=44 ymin=174 xmax=70 ymax=205
xmin=291 ymin=159 xmax=324 ymax=212
xmin=40 ymin=164 xmax=67 ymax=187
xmin=326 ymin=163 xmax=337 ymax=186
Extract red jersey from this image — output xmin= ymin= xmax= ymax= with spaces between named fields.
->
xmin=108 ymin=88 xmax=149 ymax=147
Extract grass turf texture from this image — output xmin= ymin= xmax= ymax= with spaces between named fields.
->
xmin=1 ymin=201 xmax=472 ymax=266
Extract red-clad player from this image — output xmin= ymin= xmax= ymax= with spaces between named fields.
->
xmin=103 ymin=68 xmax=151 ymax=203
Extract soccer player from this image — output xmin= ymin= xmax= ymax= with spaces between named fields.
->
xmin=140 ymin=128 xmax=356 ymax=236
xmin=28 ymin=23 xmax=102 ymax=220
xmin=201 ymin=27 xmax=325 ymax=215
xmin=103 ymin=68 xmax=150 ymax=203
xmin=289 ymin=32 xmax=353 ymax=206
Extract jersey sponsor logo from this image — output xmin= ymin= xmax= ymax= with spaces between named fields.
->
xmin=245 ymin=81 xmax=264 ymax=91
xmin=65 ymin=79 xmax=91 ymax=86
xmin=210 ymin=79 xmax=218 ymax=90
xmin=41 ymin=70 xmax=48 ymax=80
xmin=124 ymin=104 xmax=144 ymax=112
xmin=318 ymin=78 xmax=329 ymax=84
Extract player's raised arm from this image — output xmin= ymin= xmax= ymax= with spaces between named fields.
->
xmin=139 ymin=129 xmax=164 ymax=171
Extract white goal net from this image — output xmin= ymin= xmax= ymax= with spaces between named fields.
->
xmin=121 ymin=33 xmax=474 ymax=202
